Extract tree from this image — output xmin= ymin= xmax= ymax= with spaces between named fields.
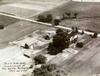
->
xmin=41 ymin=64 xmax=57 ymax=72
xmin=69 ymin=27 xmax=78 ymax=38
xmin=56 ymin=28 xmax=64 ymax=35
xmin=0 ymin=25 xmax=4 ymax=29
xmin=75 ymin=27 xmax=78 ymax=33
xmin=53 ymin=35 xmax=66 ymax=49
xmin=34 ymin=54 xmax=47 ymax=65
xmin=66 ymin=13 xmax=71 ymax=18
xmin=53 ymin=19 xmax=60 ymax=26
xmin=33 ymin=67 xmax=52 ymax=76
xmin=76 ymin=42 xmax=84 ymax=48
xmin=71 ymin=27 xmax=78 ymax=33
xmin=46 ymin=14 xmax=53 ymax=23
xmin=71 ymin=27 xmax=74 ymax=31
xmin=32 ymin=64 xmax=67 ymax=76
xmin=80 ymin=30 xmax=84 ymax=35
xmin=47 ymin=29 xmax=70 ymax=55
xmin=74 ymin=13 xmax=78 ymax=18
xmin=92 ymin=32 xmax=98 ymax=38
xmin=47 ymin=43 xmax=61 ymax=55
xmin=37 ymin=15 xmax=45 ymax=22
xmin=33 ymin=64 xmax=56 ymax=76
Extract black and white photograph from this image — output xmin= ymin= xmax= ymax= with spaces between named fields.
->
xmin=0 ymin=0 xmax=100 ymax=76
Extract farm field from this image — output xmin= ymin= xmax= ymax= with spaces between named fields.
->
xmin=0 ymin=0 xmax=68 ymax=18
xmin=0 ymin=1 xmax=100 ymax=76
xmin=37 ymin=1 xmax=100 ymax=32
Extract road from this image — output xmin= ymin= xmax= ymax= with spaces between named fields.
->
xmin=61 ymin=38 xmax=100 ymax=76
xmin=0 ymin=1 xmax=100 ymax=76
xmin=0 ymin=0 xmax=69 ymax=18
xmin=0 ymin=12 xmax=100 ymax=49
xmin=0 ymin=16 xmax=53 ymax=48
xmin=60 ymin=18 xmax=100 ymax=33
xmin=0 ymin=14 xmax=19 ymax=26
xmin=40 ymin=1 xmax=100 ymax=33
xmin=0 ymin=13 xmax=54 ymax=76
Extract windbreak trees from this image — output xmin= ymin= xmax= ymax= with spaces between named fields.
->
xmin=47 ymin=29 xmax=70 ymax=55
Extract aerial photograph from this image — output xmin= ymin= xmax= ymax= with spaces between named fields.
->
xmin=0 ymin=0 xmax=100 ymax=76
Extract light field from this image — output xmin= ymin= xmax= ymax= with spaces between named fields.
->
xmin=0 ymin=0 xmax=67 ymax=18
